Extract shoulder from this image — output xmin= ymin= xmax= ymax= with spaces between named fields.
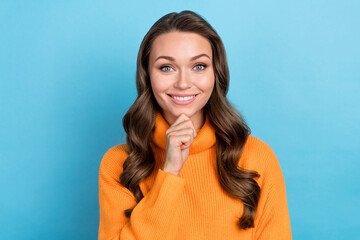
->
xmin=241 ymin=135 xmax=284 ymax=184
xmin=99 ymin=144 xmax=129 ymax=178
xmin=243 ymin=135 xmax=277 ymax=162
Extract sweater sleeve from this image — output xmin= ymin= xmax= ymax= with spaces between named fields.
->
xmin=253 ymin=141 xmax=292 ymax=240
xmin=98 ymin=145 xmax=186 ymax=240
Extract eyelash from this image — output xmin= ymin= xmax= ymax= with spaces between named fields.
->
xmin=159 ymin=63 xmax=207 ymax=72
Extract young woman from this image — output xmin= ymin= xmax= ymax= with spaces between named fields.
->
xmin=98 ymin=10 xmax=292 ymax=240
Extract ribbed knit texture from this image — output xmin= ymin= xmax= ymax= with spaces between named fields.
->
xmin=98 ymin=111 xmax=292 ymax=240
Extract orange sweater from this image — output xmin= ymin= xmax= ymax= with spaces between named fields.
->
xmin=98 ymin=111 xmax=292 ymax=240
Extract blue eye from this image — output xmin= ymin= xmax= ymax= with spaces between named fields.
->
xmin=160 ymin=66 xmax=173 ymax=72
xmin=194 ymin=64 xmax=206 ymax=71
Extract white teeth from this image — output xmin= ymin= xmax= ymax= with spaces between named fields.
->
xmin=172 ymin=95 xmax=195 ymax=101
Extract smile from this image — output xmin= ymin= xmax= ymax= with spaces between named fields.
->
xmin=167 ymin=94 xmax=198 ymax=105
xmin=173 ymin=95 xmax=195 ymax=100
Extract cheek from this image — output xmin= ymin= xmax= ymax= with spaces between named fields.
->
xmin=197 ymin=73 xmax=215 ymax=94
xmin=150 ymin=73 xmax=171 ymax=95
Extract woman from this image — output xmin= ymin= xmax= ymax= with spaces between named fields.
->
xmin=98 ymin=10 xmax=292 ymax=240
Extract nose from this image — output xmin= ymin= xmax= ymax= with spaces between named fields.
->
xmin=174 ymin=69 xmax=191 ymax=89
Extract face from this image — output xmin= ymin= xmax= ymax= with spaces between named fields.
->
xmin=148 ymin=31 xmax=215 ymax=128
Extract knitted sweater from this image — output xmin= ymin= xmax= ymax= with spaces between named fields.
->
xmin=98 ymin=111 xmax=292 ymax=240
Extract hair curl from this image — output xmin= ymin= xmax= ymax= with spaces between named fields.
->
xmin=120 ymin=10 xmax=260 ymax=229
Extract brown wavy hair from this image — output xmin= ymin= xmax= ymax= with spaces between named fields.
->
xmin=120 ymin=10 xmax=260 ymax=229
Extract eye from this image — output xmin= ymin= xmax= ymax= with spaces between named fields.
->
xmin=193 ymin=64 xmax=206 ymax=71
xmin=160 ymin=65 xmax=174 ymax=72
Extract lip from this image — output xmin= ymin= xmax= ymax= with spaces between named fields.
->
xmin=167 ymin=93 xmax=199 ymax=97
xmin=167 ymin=94 xmax=198 ymax=105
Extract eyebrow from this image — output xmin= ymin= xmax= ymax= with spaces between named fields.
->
xmin=154 ymin=53 xmax=211 ymax=62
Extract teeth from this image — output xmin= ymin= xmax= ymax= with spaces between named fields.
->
xmin=172 ymin=95 xmax=195 ymax=101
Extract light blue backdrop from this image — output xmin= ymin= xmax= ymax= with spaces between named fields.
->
xmin=1 ymin=1 xmax=359 ymax=239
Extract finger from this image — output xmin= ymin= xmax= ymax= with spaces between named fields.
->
xmin=178 ymin=135 xmax=193 ymax=148
xmin=168 ymin=119 xmax=197 ymax=137
xmin=172 ymin=113 xmax=190 ymax=126
xmin=168 ymin=134 xmax=194 ymax=148
xmin=167 ymin=128 xmax=195 ymax=138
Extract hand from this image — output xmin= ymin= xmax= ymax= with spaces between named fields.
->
xmin=161 ymin=114 xmax=197 ymax=176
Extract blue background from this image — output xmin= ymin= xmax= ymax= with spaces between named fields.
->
xmin=1 ymin=0 xmax=359 ymax=239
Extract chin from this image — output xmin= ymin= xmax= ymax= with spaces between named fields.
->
xmin=171 ymin=108 xmax=198 ymax=118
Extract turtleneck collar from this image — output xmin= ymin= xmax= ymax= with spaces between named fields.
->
xmin=150 ymin=110 xmax=217 ymax=154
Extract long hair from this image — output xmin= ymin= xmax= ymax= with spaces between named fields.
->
xmin=120 ymin=10 xmax=260 ymax=229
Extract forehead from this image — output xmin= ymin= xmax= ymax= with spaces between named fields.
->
xmin=150 ymin=31 xmax=212 ymax=60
